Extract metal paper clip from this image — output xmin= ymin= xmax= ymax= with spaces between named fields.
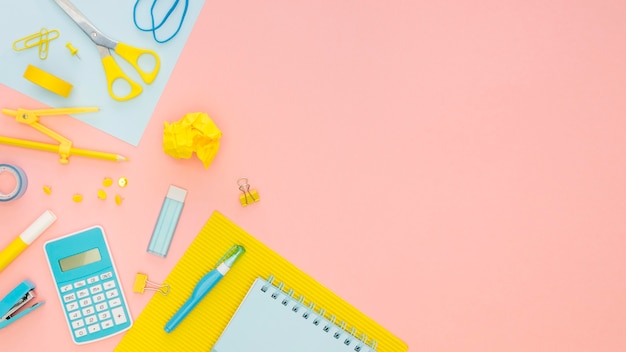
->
xmin=238 ymin=177 xmax=260 ymax=206
xmin=133 ymin=273 xmax=170 ymax=295
xmin=12 ymin=28 xmax=60 ymax=60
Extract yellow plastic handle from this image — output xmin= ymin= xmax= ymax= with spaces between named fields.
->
xmin=115 ymin=42 xmax=160 ymax=84
xmin=101 ymin=55 xmax=143 ymax=101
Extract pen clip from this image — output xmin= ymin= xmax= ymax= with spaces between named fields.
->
xmin=215 ymin=245 xmax=245 ymax=268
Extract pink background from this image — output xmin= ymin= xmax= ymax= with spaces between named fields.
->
xmin=2 ymin=0 xmax=626 ymax=351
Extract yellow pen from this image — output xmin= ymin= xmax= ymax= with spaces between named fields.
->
xmin=0 ymin=210 xmax=57 ymax=273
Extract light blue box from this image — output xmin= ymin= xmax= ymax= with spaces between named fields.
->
xmin=147 ymin=185 xmax=187 ymax=257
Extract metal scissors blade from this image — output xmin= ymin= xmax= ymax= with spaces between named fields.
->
xmin=53 ymin=0 xmax=116 ymax=49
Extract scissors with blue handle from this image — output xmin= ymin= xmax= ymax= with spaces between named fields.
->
xmin=53 ymin=0 xmax=161 ymax=101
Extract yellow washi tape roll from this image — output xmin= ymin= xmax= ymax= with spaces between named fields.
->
xmin=23 ymin=64 xmax=73 ymax=98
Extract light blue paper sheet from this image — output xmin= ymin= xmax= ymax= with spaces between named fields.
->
xmin=212 ymin=278 xmax=375 ymax=352
xmin=0 ymin=0 xmax=205 ymax=146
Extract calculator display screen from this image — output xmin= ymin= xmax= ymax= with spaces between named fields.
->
xmin=59 ymin=248 xmax=102 ymax=272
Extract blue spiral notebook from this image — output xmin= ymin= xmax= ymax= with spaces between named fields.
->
xmin=212 ymin=277 xmax=376 ymax=352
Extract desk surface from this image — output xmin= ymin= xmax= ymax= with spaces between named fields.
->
xmin=2 ymin=1 xmax=626 ymax=351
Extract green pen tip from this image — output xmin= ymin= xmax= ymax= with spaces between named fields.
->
xmin=220 ymin=245 xmax=245 ymax=268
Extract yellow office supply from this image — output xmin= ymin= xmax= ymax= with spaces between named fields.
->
xmin=65 ymin=42 xmax=80 ymax=58
xmin=0 ymin=210 xmax=57 ymax=273
xmin=163 ymin=112 xmax=222 ymax=168
xmin=115 ymin=195 xmax=124 ymax=205
xmin=72 ymin=194 xmax=83 ymax=202
xmin=118 ymin=177 xmax=129 ymax=188
xmin=97 ymin=189 xmax=107 ymax=200
xmin=13 ymin=28 xmax=60 ymax=60
xmin=0 ymin=107 xmax=129 ymax=164
xmin=134 ymin=273 xmax=170 ymax=295
xmin=115 ymin=211 xmax=408 ymax=352
xmin=102 ymin=177 xmax=113 ymax=187
xmin=54 ymin=0 xmax=160 ymax=101
xmin=238 ymin=177 xmax=260 ymax=206
xmin=23 ymin=64 xmax=73 ymax=97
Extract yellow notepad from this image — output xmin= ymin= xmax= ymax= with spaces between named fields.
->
xmin=115 ymin=211 xmax=407 ymax=352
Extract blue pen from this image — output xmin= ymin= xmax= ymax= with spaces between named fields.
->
xmin=165 ymin=245 xmax=245 ymax=333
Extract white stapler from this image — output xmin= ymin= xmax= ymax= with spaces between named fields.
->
xmin=0 ymin=279 xmax=44 ymax=329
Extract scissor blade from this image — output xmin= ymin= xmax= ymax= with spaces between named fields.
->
xmin=53 ymin=0 xmax=116 ymax=49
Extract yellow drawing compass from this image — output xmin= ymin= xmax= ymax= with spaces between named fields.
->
xmin=0 ymin=107 xmax=129 ymax=164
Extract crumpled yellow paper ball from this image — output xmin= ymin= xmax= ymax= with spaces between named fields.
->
xmin=163 ymin=112 xmax=222 ymax=168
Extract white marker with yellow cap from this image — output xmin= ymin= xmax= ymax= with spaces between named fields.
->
xmin=0 ymin=210 xmax=57 ymax=272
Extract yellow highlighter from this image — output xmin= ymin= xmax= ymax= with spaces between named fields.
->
xmin=0 ymin=210 xmax=57 ymax=273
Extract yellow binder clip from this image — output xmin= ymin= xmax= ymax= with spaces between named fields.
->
xmin=238 ymin=177 xmax=260 ymax=206
xmin=0 ymin=107 xmax=129 ymax=164
xmin=133 ymin=273 xmax=170 ymax=295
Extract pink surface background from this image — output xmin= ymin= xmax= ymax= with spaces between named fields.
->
xmin=2 ymin=1 xmax=626 ymax=351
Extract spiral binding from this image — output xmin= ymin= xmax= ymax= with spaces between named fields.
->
xmin=261 ymin=275 xmax=378 ymax=352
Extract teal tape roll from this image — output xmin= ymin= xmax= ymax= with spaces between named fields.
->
xmin=0 ymin=164 xmax=28 ymax=202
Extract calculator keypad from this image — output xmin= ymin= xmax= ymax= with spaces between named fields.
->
xmin=61 ymin=271 xmax=128 ymax=340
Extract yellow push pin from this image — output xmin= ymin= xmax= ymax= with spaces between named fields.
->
xmin=238 ymin=177 xmax=260 ymax=206
xmin=65 ymin=42 xmax=80 ymax=59
xmin=133 ymin=273 xmax=169 ymax=295
xmin=102 ymin=177 xmax=113 ymax=187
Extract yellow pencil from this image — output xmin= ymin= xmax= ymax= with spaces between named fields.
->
xmin=0 ymin=136 xmax=129 ymax=162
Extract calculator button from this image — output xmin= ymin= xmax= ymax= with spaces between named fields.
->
xmin=77 ymin=289 xmax=89 ymax=298
xmin=109 ymin=298 xmax=122 ymax=308
xmin=63 ymin=293 xmax=77 ymax=303
xmin=99 ymin=311 xmax=111 ymax=320
xmin=71 ymin=319 xmax=85 ymax=329
xmin=93 ymin=293 xmax=105 ymax=303
xmin=88 ymin=324 xmax=101 ymax=334
xmin=79 ymin=298 xmax=93 ymax=307
xmin=87 ymin=276 xmax=99 ymax=284
xmin=61 ymin=284 xmax=73 ymax=293
xmin=101 ymin=320 xmax=114 ymax=329
xmin=69 ymin=311 xmax=82 ymax=320
xmin=82 ymin=306 xmax=95 ymax=316
xmin=74 ymin=280 xmax=87 ymax=289
xmin=111 ymin=307 xmax=127 ymax=325
xmin=105 ymin=289 xmax=119 ymax=299
xmin=90 ymin=285 xmax=103 ymax=294
xmin=100 ymin=272 xmax=113 ymax=280
xmin=95 ymin=302 xmax=108 ymax=312
xmin=85 ymin=315 xmax=97 ymax=325
xmin=103 ymin=280 xmax=116 ymax=290
xmin=75 ymin=328 xmax=87 ymax=338
xmin=66 ymin=302 xmax=79 ymax=312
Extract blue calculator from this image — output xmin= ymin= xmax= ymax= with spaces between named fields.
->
xmin=43 ymin=226 xmax=132 ymax=344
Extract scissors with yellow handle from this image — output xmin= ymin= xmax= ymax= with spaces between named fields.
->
xmin=53 ymin=0 xmax=160 ymax=101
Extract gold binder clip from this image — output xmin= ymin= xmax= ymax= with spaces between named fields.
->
xmin=238 ymin=177 xmax=260 ymax=206
xmin=12 ymin=28 xmax=60 ymax=60
xmin=133 ymin=273 xmax=170 ymax=295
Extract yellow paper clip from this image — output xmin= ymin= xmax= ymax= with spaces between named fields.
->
xmin=0 ymin=107 xmax=130 ymax=164
xmin=238 ymin=177 xmax=260 ymax=206
xmin=12 ymin=28 xmax=60 ymax=60
xmin=133 ymin=273 xmax=170 ymax=295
